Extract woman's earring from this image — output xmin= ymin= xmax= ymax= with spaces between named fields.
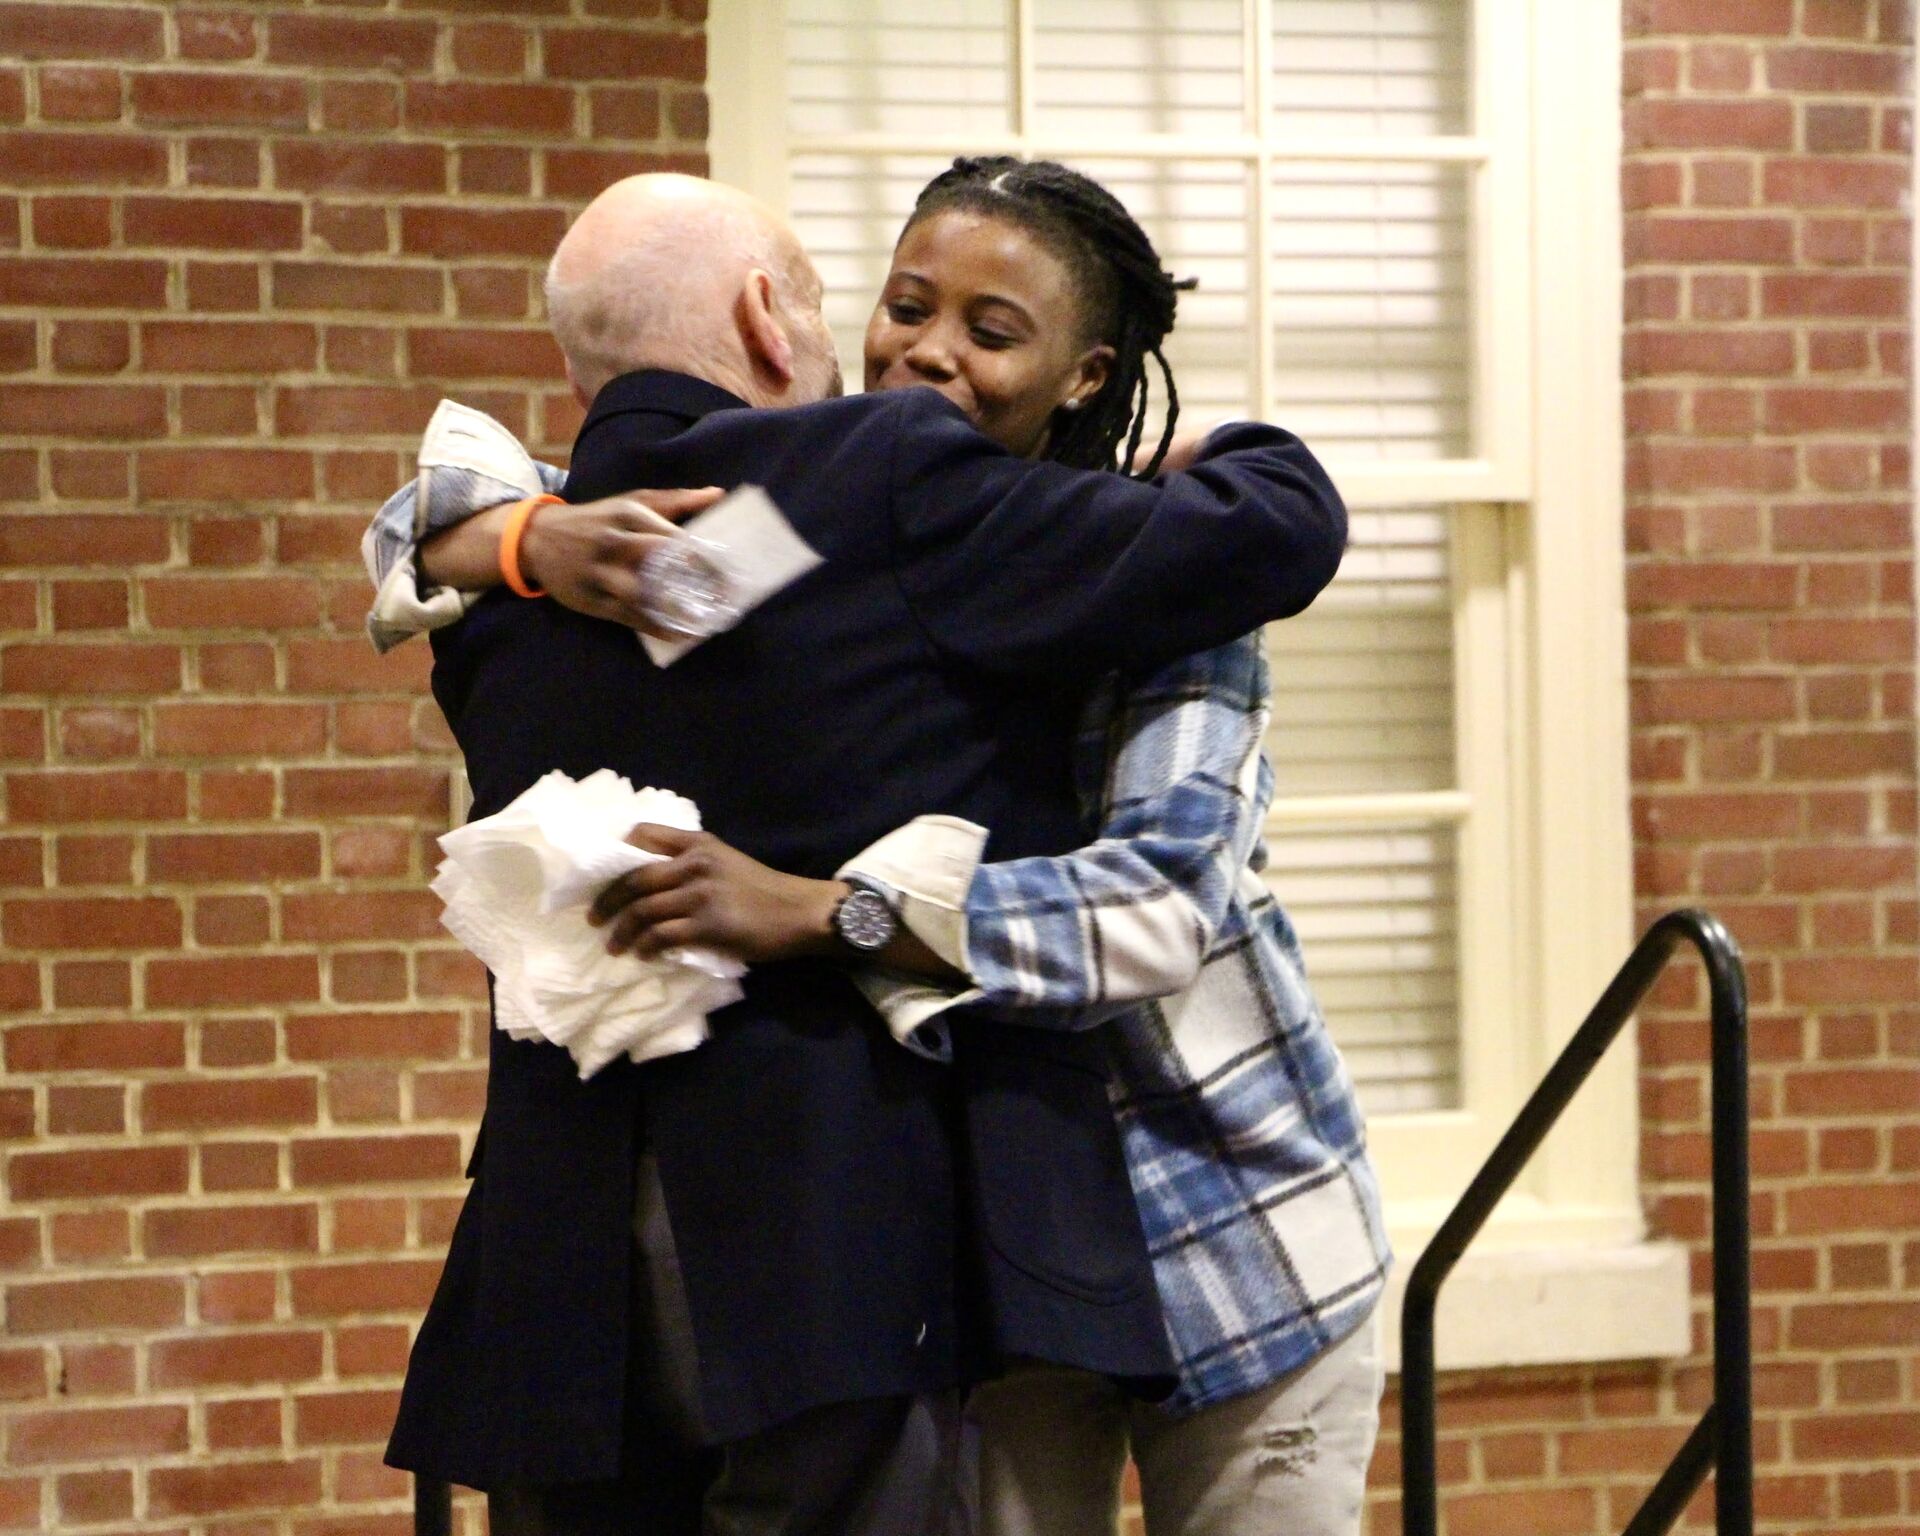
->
xmin=1061 ymin=398 xmax=1083 ymax=413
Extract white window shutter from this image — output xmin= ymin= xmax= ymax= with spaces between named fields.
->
xmin=1269 ymin=162 xmax=1472 ymax=460
xmin=1264 ymin=505 xmax=1454 ymax=798
xmin=1264 ymin=825 xmax=1459 ymax=1113
xmin=786 ymin=0 xmax=1011 ymax=137
xmin=1270 ymin=0 xmax=1471 ymax=137
xmin=1032 ymin=0 xmax=1247 ymax=137
xmin=1262 ymin=505 xmax=1461 ymax=1112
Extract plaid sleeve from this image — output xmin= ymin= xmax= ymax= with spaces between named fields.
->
xmin=361 ymin=459 xmax=567 ymax=590
xmin=361 ymin=458 xmax=568 ymax=652
xmin=962 ymin=632 xmax=1272 ymax=1024
xmin=362 ymin=479 xmax=416 ymax=592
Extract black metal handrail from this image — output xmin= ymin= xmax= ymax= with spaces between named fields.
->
xmin=1400 ymin=907 xmax=1751 ymax=1536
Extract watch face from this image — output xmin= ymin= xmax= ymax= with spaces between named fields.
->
xmin=835 ymin=887 xmax=897 ymax=952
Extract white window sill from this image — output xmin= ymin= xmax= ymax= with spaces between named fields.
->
xmin=1378 ymin=1238 xmax=1692 ymax=1376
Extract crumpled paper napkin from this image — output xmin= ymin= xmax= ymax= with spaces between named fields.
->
xmin=432 ymin=769 xmax=743 ymax=1078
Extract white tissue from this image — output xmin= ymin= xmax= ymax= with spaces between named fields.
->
xmin=638 ymin=484 xmax=824 ymax=668
xmin=432 ymin=770 xmax=744 ymax=1078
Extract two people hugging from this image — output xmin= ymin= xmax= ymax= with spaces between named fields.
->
xmin=367 ymin=162 xmax=1388 ymax=1536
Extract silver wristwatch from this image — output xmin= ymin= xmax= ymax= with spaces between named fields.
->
xmin=831 ymin=879 xmax=899 ymax=954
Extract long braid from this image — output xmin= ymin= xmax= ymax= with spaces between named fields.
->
xmin=903 ymin=157 xmax=1188 ymax=478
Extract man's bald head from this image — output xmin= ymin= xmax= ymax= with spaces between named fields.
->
xmin=545 ymin=174 xmax=840 ymax=409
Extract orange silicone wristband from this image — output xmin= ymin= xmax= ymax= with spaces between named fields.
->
xmin=500 ymin=494 xmax=563 ymax=599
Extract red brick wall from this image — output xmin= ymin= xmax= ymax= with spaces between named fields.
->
xmin=1353 ymin=4 xmax=1919 ymax=1534
xmin=1621 ymin=0 xmax=1917 ymax=1526
xmin=3 ymin=2 xmax=1915 ymax=1534
xmin=0 ymin=2 xmax=704 ymax=1529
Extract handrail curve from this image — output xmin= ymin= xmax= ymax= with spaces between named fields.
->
xmin=1400 ymin=908 xmax=1751 ymax=1536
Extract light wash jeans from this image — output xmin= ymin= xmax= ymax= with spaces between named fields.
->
xmin=965 ymin=1313 xmax=1383 ymax=1536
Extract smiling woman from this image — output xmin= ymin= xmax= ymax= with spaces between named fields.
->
xmin=867 ymin=208 xmax=1114 ymax=460
xmin=869 ymin=156 xmax=1186 ymax=474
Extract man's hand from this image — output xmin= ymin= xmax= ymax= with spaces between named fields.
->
xmin=588 ymin=824 xmax=844 ymax=963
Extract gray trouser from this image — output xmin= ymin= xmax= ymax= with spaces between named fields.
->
xmin=489 ymin=1155 xmax=964 ymax=1536
xmin=965 ymin=1313 xmax=1383 ymax=1536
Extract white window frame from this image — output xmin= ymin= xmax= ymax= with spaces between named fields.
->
xmin=710 ymin=0 xmax=1684 ymax=1367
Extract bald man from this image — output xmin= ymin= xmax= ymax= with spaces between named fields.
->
xmin=548 ymin=174 xmax=841 ymax=410
xmin=380 ymin=177 xmax=1347 ymax=1536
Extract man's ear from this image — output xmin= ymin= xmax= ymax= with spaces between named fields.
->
xmin=1064 ymin=344 xmax=1116 ymax=412
xmin=738 ymin=268 xmax=796 ymax=388
xmin=563 ymin=354 xmax=593 ymax=411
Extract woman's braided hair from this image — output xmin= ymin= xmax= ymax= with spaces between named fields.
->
xmin=903 ymin=156 xmax=1189 ymax=478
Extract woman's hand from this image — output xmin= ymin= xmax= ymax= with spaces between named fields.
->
xmin=1131 ymin=417 xmax=1242 ymax=477
xmin=588 ymin=824 xmax=845 ymax=963
xmin=416 ymin=486 xmax=725 ymax=638
xmin=520 ymin=489 xmax=725 ymax=636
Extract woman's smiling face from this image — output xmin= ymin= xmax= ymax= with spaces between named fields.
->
xmin=863 ymin=208 xmax=1114 ymax=458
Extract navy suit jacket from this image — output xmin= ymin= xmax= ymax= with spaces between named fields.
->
xmin=385 ymin=371 xmax=1346 ymax=1489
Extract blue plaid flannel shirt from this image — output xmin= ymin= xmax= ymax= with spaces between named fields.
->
xmin=960 ymin=634 xmax=1390 ymax=1413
